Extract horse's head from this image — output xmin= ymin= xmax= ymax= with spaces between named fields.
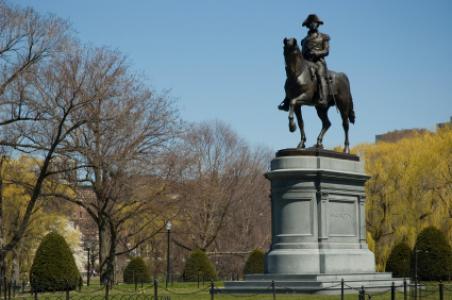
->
xmin=283 ymin=37 xmax=299 ymax=54
xmin=283 ymin=37 xmax=303 ymax=77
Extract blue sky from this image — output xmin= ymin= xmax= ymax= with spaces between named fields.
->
xmin=15 ymin=0 xmax=452 ymax=151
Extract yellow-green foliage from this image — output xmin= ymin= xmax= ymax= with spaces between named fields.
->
xmin=1 ymin=156 xmax=80 ymax=281
xmin=354 ymin=128 xmax=451 ymax=271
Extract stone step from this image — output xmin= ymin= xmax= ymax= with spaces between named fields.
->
xmin=221 ymin=273 xmax=409 ymax=295
xmin=245 ymin=272 xmax=396 ymax=282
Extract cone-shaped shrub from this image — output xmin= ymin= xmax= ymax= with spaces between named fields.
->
xmin=413 ymin=226 xmax=452 ymax=281
xmin=385 ymin=242 xmax=412 ymax=277
xmin=123 ymin=257 xmax=151 ymax=284
xmin=30 ymin=232 xmax=81 ymax=292
xmin=244 ymin=249 xmax=265 ymax=274
xmin=183 ymin=249 xmax=216 ymax=281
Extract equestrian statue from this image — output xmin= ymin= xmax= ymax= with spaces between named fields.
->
xmin=278 ymin=14 xmax=355 ymax=153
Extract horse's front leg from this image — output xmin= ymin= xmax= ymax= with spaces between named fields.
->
xmin=294 ymin=105 xmax=306 ymax=148
xmin=288 ymin=99 xmax=296 ymax=132
xmin=288 ymin=92 xmax=312 ymax=133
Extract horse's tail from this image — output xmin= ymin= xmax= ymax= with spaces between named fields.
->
xmin=349 ymin=96 xmax=355 ymax=124
xmin=343 ymin=74 xmax=355 ymax=124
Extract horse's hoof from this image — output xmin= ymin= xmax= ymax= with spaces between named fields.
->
xmin=297 ymin=142 xmax=305 ymax=149
xmin=315 ymin=143 xmax=324 ymax=149
xmin=343 ymin=146 xmax=350 ymax=154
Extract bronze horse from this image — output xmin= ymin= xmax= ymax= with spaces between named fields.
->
xmin=278 ymin=38 xmax=355 ymax=153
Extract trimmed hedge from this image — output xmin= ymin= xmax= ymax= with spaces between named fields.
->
xmin=30 ymin=232 xmax=80 ymax=292
xmin=123 ymin=257 xmax=151 ymax=284
xmin=244 ymin=249 xmax=265 ymax=274
xmin=413 ymin=226 xmax=452 ymax=281
xmin=385 ymin=242 xmax=412 ymax=277
xmin=183 ymin=249 xmax=216 ymax=281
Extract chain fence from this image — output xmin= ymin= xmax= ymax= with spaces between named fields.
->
xmin=0 ymin=279 xmax=450 ymax=300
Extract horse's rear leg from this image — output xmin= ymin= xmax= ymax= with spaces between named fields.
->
xmin=295 ymin=106 xmax=306 ymax=148
xmin=288 ymin=99 xmax=297 ymax=132
xmin=316 ymin=107 xmax=331 ymax=149
xmin=341 ymin=112 xmax=350 ymax=153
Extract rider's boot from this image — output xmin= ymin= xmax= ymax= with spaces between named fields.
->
xmin=278 ymin=98 xmax=290 ymax=111
xmin=318 ymin=77 xmax=329 ymax=107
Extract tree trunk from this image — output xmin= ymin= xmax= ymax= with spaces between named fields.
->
xmin=0 ymin=156 xmax=5 ymax=298
xmin=104 ymin=219 xmax=117 ymax=287
xmin=99 ymin=215 xmax=117 ymax=286
xmin=98 ymin=218 xmax=109 ymax=285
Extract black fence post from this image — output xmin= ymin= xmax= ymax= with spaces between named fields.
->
xmin=359 ymin=286 xmax=365 ymax=300
xmin=153 ymin=280 xmax=158 ymax=300
xmin=210 ymin=280 xmax=215 ymax=300
xmin=2 ymin=275 xmax=6 ymax=300
xmin=418 ymin=281 xmax=421 ymax=299
xmin=272 ymin=280 xmax=276 ymax=300
xmin=414 ymin=280 xmax=417 ymax=300
xmin=341 ymin=278 xmax=344 ymax=300
xmin=439 ymin=281 xmax=444 ymax=300
xmin=105 ymin=282 xmax=110 ymax=300
xmin=391 ymin=281 xmax=395 ymax=300
xmin=403 ymin=278 xmax=407 ymax=300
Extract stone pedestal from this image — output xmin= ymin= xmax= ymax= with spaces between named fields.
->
xmin=265 ymin=148 xmax=374 ymax=274
xmin=222 ymin=149 xmax=406 ymax=294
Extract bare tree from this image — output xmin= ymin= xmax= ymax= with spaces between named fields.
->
xmin=56 ymin=48 xmax=181 ymax=284
xmin=0 ymin=46 xmax=105 ymax=298
xmin=0 ymin=1 xmax=69 ymax=125
xmin=172 ymin=121 xmax=271 ymax=259
xmin=0 ymin=2 xmax=76 ymax=291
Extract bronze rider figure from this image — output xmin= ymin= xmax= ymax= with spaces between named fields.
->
xmin=301 ymin=14 xmax=330 ymax=107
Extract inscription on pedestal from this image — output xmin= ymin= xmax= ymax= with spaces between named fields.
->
xmin=328 ymin=200 xmax=356 ymax=236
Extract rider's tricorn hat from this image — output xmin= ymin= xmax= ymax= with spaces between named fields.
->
xmin=302 ymin=14 xmax=324 ymax=27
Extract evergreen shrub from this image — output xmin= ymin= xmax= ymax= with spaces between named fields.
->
xmin=413 ymin=226 xmax=452 ymax=281
xmin=30 ymin=232 xmax=81 ymax=292
xmin=243 ymin=249 xmax=265 ymax=274
xmin=123 ymin=257 xmax=151 ymax=284
xmin=385 ymin=241 xmax=412 ymax=277
xmin=183 ymin=249 xmax=216 ymax=281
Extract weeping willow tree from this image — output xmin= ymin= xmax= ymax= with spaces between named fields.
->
xmin=354 ymin=127 xmax=451 ymax=271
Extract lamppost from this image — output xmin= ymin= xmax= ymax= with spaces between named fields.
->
xmin=414 ymin=248 xmax=429 ymax=300
xmin=85 ymin=241 xmax=93 ymax=286
xmin=165 ymin=221 xmax=172 ymax=288
xmin=414 ymin=249 xmax=430 ymax=283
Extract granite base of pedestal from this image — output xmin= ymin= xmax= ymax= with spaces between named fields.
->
xmin=221 ymin=273 xmax=407 ymax=295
